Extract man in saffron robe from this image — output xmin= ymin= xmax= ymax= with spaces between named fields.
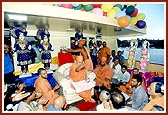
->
xmin=34 ymin=68 xmax=60 ymax=110
xmin=93 ymin=57 xmax=114 ymax=90
xmin=69 ymin=55 xmax=95 ymax=102
xmin=98 ymin=41 xmax=111 ymax=65
xmin=67 ymin=39 xmax=93 ymax=71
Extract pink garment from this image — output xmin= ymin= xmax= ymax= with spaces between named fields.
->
xmin=142 ymin=48 xmax=148 ymax=55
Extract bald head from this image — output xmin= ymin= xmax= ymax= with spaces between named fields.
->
xmin=53 ymin=96 xmax=66 ymax=109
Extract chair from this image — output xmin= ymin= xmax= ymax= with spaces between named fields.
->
xmin=53 ymin=63 xmax=95 ymax=104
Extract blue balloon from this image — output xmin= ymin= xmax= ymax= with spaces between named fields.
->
xmin=125 ymin=6 xmax=135 ymax=15
xmin=116 ymin=11 xmax=126 ymax=19
xmin=136 ymin=20 xmax=146 ymax=29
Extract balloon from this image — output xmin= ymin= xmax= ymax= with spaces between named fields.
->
xmin=125 ymin=5 xmax=135 ymax=15
xmin=84 ymin=4 xmax=94 ymax=11
xmin=60 ymin=4 xmax=73 ymax=9
xmin=114 ymin=4 xmax=123 ymax=10
xmin=136 ymin=20 xmax=146 ymax=29
xmin=72 ymin=4 xmax=80 ymax=7
xmin=130 ymin=8 xmax=138 ymax=17
xmin=92 ymin=4 xmax=102 ymax=8
xmin=101 ymin=4 xmax=114 ymax=12
xmin=117 ymin=16 xmax=130 ymax=27
xmin=91 ymin=8 xmax=103 ymax=16
xmin=130 ymin=17 xmax=138 ymax=25
xmin=107 ymin=9 xmax=116 ymax=18
xmin=136 ymin=13 xmax=146 ymax=20
xmin=127 ymin=4 xmax=134 ymax=6
xmin=73 ymin=4 xmax=83 ymax=10
xmin=82 ymin=4 xmax=88 ymax=5
xmin=116 ymin=11 xmax=126 ymax=19
xmin=112 ymin=6 xmax=121 ymax=12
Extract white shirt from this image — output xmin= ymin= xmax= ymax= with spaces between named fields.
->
xmin=118 ymin=71 xmax=130 ymax=83
xmin=110 ymin=62 xmax=121 ymax=80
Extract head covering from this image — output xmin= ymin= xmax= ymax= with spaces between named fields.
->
xmin=101 ymin=57 xmax=107 ymax=62
xmin=78 ymin=39 xmax=85 ymax=45
xmin=75 ymin=55 xmax=83 ymax=61
xmin=15 ymin=29 xmax=27 ymax=37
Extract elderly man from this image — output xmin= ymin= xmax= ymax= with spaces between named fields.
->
xmin=93 ymin=57 xmax=113 ymax=90
xmin=67 ymin=39 xmax=93 ymax=71
xmin=69 ymin=55 xmax=95 ymax=102
xmin=98 ymin=41 xmax=111 ymax=64
xmin=143 ymin=82 xmax=164 ymax=111
xmin=34 ymin=68 xmax=60 ymax=110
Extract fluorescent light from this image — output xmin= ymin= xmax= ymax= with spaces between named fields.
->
xmin=8 ymin=14 xmax=27 ymax=21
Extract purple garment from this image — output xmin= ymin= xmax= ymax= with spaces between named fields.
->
xmin=14 ymin=42 xmax=32 ymax=66
xmin=39 ymin=44 xmax=53 ymax=63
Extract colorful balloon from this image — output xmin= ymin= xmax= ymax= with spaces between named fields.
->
xmin=117 ymin=16 xmax=130 ymax=27
xmin=107 ymin=9 xmax=116 ymax=18
xmin=136 ymin=13 xmax=146 ymax=20
xmin=130 ymin=8 xmax=138 ymax=17
xmin=112 ymin=6 xmax=121 ymax=12
xmin=101 ymin=4 xmax=114 ymax=12
xmin=60 ymin=4 xmax=73 ymax=9
xmin=72 ymin=4 xmax=80 ymax=7
xmin=92 ymin=4 xmax=102 ymax=8
xmin=136 ymin=20 xmax=146 ymax=29
xmin=130 ymin=17 xmax=138 ymax=25
xmin=73 ymin=4 xmax=83 ymax=10
xmin=91 ymin=8 xmax=103 ymax=16
xmin=125 ymin=5 xmax=135 ymax=15
xmin=114 ymin=4 xmax=123 ymax=10
xmin=83 ymin=4 xmax=94 ymax=11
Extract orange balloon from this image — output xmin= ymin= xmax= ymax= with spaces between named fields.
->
xmin=117 ymin=16 xmax=130 ymax=27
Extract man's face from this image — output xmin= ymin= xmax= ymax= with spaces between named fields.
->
xmin=148 ymin=83 xmax=157 ymax=96
xmin=103 ymin=42 xmax=106 ymax=47
xmin=133 ymin=69 xmax=139 ymax=75
xmin=131 ymin=78 xmax=138 ymax=88
xmin=4 ymin=44 xmax=9 ymax=54
xmin=114 ymin=59 xmax=119 ymax=65
xmin=121 ymin=67 xmax=126 ymax=73
xmin=40 ymin=70 xmax=48 ymax=79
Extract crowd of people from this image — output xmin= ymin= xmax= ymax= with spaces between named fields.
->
xmin=4 ymin=38 xmax=164 ymax=112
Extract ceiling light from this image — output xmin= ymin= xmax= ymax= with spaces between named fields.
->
xmin=8 ymin=14 xmax=27 ymax=21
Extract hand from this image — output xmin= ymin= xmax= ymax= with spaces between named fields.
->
xmin=12 ymin=91 xmax=31 ymax=102
xmin=37 ymin=98 xmax=49 ymax=105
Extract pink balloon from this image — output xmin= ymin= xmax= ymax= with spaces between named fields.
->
xmin=91 ymin=8 xmax=103 ymax=16
xmin=130 ymin=8 xmax=138 ymax=17
xmin=60 ymin=4 xmax=73 ymax=9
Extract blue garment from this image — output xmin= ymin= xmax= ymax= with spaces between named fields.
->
xmin=46 ymin=104 xmax=62 ymax=111
xmin=131 ymin=85 xmax=148 ymax=110
xmin=4 ymin=54 xmax=14 ymax=74
xmin=119 ymin=55 xmax=125 ymax=65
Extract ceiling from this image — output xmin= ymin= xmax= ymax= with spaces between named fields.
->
xmin=4 ymin=12 xmax=145 ymax=37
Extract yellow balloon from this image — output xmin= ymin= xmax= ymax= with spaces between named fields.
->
xmin=112 ymin=6 xmax=121 ymax=12
xmin=136 ymin=13 xmax=146 ymax=20
xmin=82 ymin=4 xmax=88 ymax=5
xmin=130 ymin=17 xmax=138 ymax=25
xmin=107 ymin=9 xmax=116 ymax=18
xmin=101 ymin=4 xmax=114 ymax=12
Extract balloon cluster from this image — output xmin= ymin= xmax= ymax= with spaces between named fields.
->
xmin=55 ymin=4 xmax=147 ymax=29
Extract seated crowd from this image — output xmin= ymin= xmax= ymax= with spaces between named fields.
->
xmin=4 ymin=40 xmax=164 ymax=112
